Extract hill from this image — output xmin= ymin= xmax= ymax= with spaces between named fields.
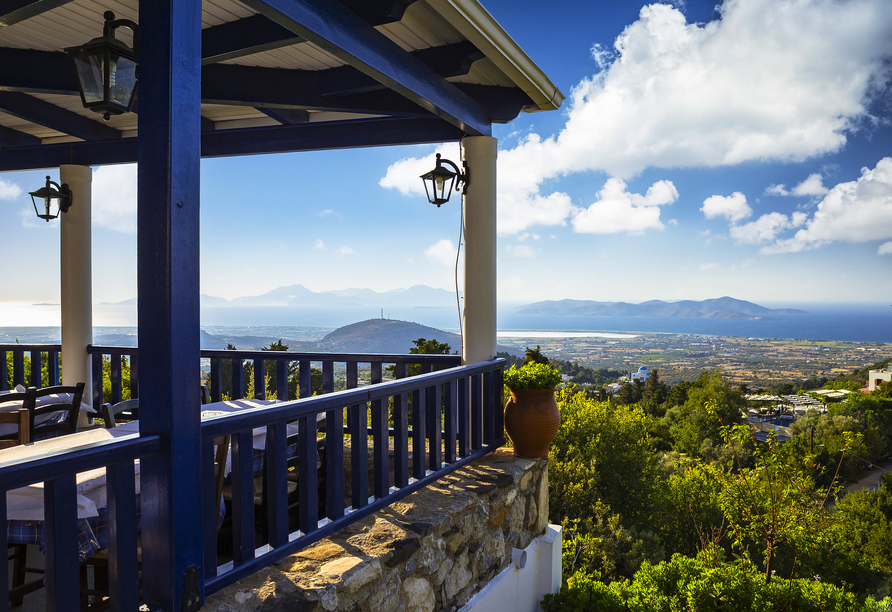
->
xmin=200 ymin=319 xmax=522 ymax=356
xmin=517 ymin=296 xmax=805 ymax=320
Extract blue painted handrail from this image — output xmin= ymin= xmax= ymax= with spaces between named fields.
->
xmin=202 ymin=359 xmax=505 ymax=594
xmin=83 ymin=345 xmax=462 ymax=407
xmin=0 ymin=344 xmax=61 ymax=391
xmin=0 ymin=433 xmax=161 ymax=612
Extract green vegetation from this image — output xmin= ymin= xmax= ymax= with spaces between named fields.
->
xmin=543 ymin=367 xmax=892 ymax=611
xmin=503 ymin=362 xmax=563 ymax=391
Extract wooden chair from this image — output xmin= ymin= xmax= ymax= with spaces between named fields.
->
xmin=0 ymin=394 xmax=45 ymax=607
xmin=80 ymin=436 xmax=231 ymax=610
xmin=28 ymin=382 xmax=85 ymax=440
xmin=99 ymin=398 xmax=139 ymax=429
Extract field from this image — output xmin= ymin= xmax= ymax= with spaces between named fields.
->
xmin=496 ymin=332 xmax=891 ymax=386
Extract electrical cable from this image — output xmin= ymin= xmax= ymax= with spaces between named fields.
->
xmin=455 ymin=138 xmax=466 ymax=358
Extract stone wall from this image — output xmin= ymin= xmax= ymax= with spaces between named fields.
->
xmin=205 ymin=449 xmax=549 ymax=612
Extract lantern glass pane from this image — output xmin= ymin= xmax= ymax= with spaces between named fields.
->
xmin=109 ymin=52 xmax=137 ymax=108
xmin=72 ymin=51 xmax=105 ymax=103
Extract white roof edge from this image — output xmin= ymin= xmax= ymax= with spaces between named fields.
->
xmin=425 ymin=0 xmax=564 ymax=113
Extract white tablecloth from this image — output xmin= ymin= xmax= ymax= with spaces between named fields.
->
xmin=1 ymin=399 xmax=288 ymax=521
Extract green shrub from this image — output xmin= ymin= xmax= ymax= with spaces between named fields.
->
xmin=503 ymin=362 xmax=562 ymax=391
xmin=542 ymin=553 xmax=892 ymax=612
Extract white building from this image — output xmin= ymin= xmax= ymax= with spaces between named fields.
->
xmin=631 ymin=366 xmax=649 ymax=382
xmin=868 ymin=366 xmax=892 ymax=391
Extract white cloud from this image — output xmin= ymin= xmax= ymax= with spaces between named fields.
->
xmin=424 ymin=239 xmax=456 ymax=267
xmin=701 ymin=192 xmax=752 ymax=222
xmin=791 ymin=173 xmax=829 ymax=196
xmin=337 ymin=246 xmax=355 ymax=255
xmin=878 ymin=242 xmax=892 ymax=255
xmin=700 ymin=262 xmax=719 ymax=270
xmin=766 ymin=173 xmax=830 ymax=197
xmin=316 ymin=209 xmax=338 ymax=217
xmin=765 ymin=157 xmax=892 ymax=253
xmin=314 ymin=239 xmax=326 ymax=250
xmin=0 ymin=178 xmax=22 ymax=200
xmin=730 ymin=211 xmax=806 ymax=244
xmin=765 ymin=184 xmax=790 ymax=196
xmin=380 ymin=0 xmax=892 ymax=236
xmin=93 ymin=164 xmax=137 ymax=233
xmin=516 ymin=233 xmax=541 ymax=242
xmin=571 ymin=178 xmax=678 ymax=234
xmin=506 ymin=244 xmax=536 ymax=258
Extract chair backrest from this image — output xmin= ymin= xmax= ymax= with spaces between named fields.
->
xmin=200 ymin=385 xmax=210 ymax=405
xmin=29 ymin=382 xmax=86 ymax=439
xmin=100 ymin=398 xmax=140 ymax=429
xmin=0 ymin=408 xmax=32 ymax=449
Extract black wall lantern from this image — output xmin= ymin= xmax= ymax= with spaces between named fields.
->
xmin=420 ymin=154 xmax=469 ymax=207
xmin=65 ymin=11 xmax=139 ymax=121
xmin=29 ymin=176 xmax=73 ymax=222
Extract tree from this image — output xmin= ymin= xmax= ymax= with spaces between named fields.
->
xmin=549 ymin=389 xmax=662 ymax=532
xmin=261 ymin=338 xmax=297 ymax=399
xmin=524 ymin=345 xmax=549 ymax=366
xmin=387 ymin=337 xmax=456 ymax=379
xmin=642 ymin=369 xmax=667 ymax=411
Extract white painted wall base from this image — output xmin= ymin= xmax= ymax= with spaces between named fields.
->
xmin=460 ymin=525 xmax=562 ymax=612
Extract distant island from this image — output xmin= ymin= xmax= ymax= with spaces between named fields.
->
xmin=516 ymin=297 xmax=806 ymax=320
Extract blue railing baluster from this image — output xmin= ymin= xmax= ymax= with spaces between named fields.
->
xmin=13 ymin=350 xmax=24 ymax=387
xmin=210 ymin=357 xmax=222 ymax=403
xmin=111 ymin=353 xmax=122 ymax=404
xmin=458 ymin=377 xmax=469 ymax=457
xmin=265 ymin=422 xmax=289 ymax=548
xmin=298 ymin=414 xmax=318 ymax=535
xmin=393 ymin=363 xmax=409 ymax=488
xmin=91 ymin=352 xmax=103 ymax=406
xmin=370 ymin=363 xmax=388 ymax=498
xmin=445 ymin=379 xmax=457 ymax=463
xmin=471 ymin=375 xmax=482 ymax=450
xmin=494 ymin=368 xmax=504 ymax=444
xmin=412 ymin=386 xmax=426 ymax=479
xmin=231 ymin=359 xmax=244 ymax=401
xmin=429 ymin=384 xmax=442 ymax=471
xmin=106 ymin=461 xmax=139 ymax=612
xmin=326 ymin=405 xmax=345 ymax=520
xmin=30 ymin=351 xmax=42 ymax=388
xmin=298 ymin=360 xmax=310 ymax=399
xmin=346 ymin=362 xmax=367 ymax=508
xmin=201 ymin=436 xmax=219 ymax=580
xmin=483 ymin=372 xmax=493 ymax=445
xmin=44 ymin=475 xmax=80 ymax=612
xmin=322 ymin=361 xmax=334 ymax=394
xmin=275 ymin=359 xmax=288 ymax=401
xmin=254 ymin=359 xmax=265 ymax=400
xmin=0 ymin=488 xmax=8 ymax=606
xmin=129 ymin=353 xmax=138 ymax=400
xmin=232 ymin=429 xmax=256 ymax=564
xmin=48 ymin=351 xmax=59 ymax=386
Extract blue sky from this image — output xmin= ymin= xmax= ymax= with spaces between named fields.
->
xmin=1 ymin=0 xmax=891 ymax=317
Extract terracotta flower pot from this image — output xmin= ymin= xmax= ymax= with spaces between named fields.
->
xmin=504 ymin=388 xmax=561 ymax=458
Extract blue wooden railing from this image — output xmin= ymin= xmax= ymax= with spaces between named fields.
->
xmin=0 ymin=344 xmax=61 ymax=390
xmin=0 ymin=343 xmax=504 ymax=606
xmin=0 ymin=431 xmax=161 ymax=611
xmin=85 ymin=345 xmax=462 ymax=407
xmin=201 ymin=359 xmax=504 ymax=594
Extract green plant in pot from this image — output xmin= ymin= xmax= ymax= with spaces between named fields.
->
xmin=503 ymin=362 xmax=562 ymax=457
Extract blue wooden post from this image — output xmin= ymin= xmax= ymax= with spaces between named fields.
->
xmin=136 ymin=1 xmax=204 ymax=610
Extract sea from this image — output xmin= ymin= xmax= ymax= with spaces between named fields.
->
xmin=0 ymin=301 xmax=889 ymax=344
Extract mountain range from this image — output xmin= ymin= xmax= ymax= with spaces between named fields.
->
xmin=106 ymin=285 xmax=456 ymax=309
xmin=516 ymin=297 xmax=805 ymax=320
